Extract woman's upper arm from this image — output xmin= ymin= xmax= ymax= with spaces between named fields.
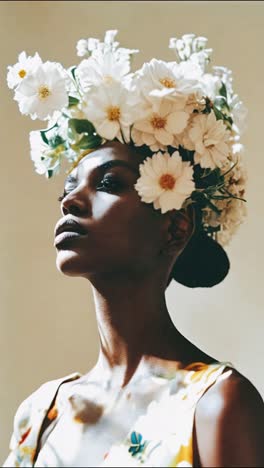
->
xmin=194 ymin=369 xmax=264 ymax=467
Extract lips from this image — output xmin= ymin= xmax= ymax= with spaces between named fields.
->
xmin=55 ymin=218 xmax=88 ymax=238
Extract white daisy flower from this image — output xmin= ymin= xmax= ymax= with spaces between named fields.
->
xmin=7 ymin=51 xmax=42 ymax=90
xmin=14 ymin=61 xmax=68 ymax=120
xmin=132 ymin=99 xmax=189 ymax=151
xmin=188 ymin=112 xmax=230 ymax=169
xmin=83 ymin=82 xmax=140 ymax=142
xmin=134 ymin=151 xmax=195 ymax=213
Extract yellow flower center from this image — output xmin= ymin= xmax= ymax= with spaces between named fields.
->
xmin=151 ymin=115 xmax=167 ymax=129
xmin=103 ymin=75 xmax=114 ymax=85
xmin=18 ymin=69 xmax=26 ymax=78
xmin=38 ymin=85 xmax=51 ymax=100
xmin=204 ymin=133 xmax=215 ymax=149
xmin=107 ymin=106 xmax=121 ymax=121
xmin=159 ymin=77 xmax=176 ymax=88
xmin=159 ymin=173 xmax=176 ymax=190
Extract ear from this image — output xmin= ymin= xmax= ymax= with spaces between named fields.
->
xmin=161 ymin=204 xmax=196 ymax=257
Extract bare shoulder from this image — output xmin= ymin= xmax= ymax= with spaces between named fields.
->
xmin=193 ymin=366 xmax=264 ymax=467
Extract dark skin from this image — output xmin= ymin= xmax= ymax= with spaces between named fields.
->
xmin=55 ymin=140 xmax=264 ymax=467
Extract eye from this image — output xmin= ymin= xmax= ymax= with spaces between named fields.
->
xmin=96 ymin=174 xmax=122 ymax=192
xmin=57 ymin=174 xmax=122 ymax=201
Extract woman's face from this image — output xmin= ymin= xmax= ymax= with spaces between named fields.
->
xmin=54 ymin=141 xmax=174 ymax=279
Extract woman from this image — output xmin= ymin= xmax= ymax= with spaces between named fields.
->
xmin=4 ymin=31 xmax=264 ymax=467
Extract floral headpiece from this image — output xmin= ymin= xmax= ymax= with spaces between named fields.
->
xmin=7 ymin=30 xmax=247 ymax=246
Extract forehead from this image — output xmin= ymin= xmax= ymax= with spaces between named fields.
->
xmin=68 ymin=142 xmax=143 ymax=181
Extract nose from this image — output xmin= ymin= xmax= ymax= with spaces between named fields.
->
xmin=61 ymin=186 xmax=91 ymax=217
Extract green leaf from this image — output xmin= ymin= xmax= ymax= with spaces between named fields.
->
xmin=49 ymin=135 xmax=65 ymax=149
xmin=68 ymin=96 xmax=80 ymax=107
xmin=219 ymin=82 xmax=227 ymax=99
xmin=212 ymin=105 xmax=224 ymax=121
xmin=47 ymin=169 xmax=53 ymax=179
xmin=70 ymin=66 xmax=77 ymax=81
xmin=68 ymin=118 xmax=95 ymax=135
xmin=39 ymin=122 xmax=59 ymax=146
xmin=40 ymin=130 xmax=49 ymax=145
xmin=214 ymin=96 xmax=230 ymax=112
xmin=74 ymin=134 xmax=102 ymax=150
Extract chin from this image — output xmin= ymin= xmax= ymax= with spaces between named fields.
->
xmin=55 ymin=249 xmax=90 ymax=277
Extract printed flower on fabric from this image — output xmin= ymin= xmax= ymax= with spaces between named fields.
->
xmin=131 ymin=99 xmax=189 ymax=152
xmin=134 ymin=151 xmax=195 ymax=213
xmin=188 ymin=111 xmax=230 ymax=169
xmin=14 ymin=61 xmax=68 ymax=120
xmin=101 ymin=445 xmax=140 ymax=467
xmin=7 ymin=51 xmax=42 ymax=90
xmin=83 ymin=81 xmax=140 ymax=142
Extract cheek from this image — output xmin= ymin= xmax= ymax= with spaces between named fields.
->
xmin=90 ymin=194 xmax=163 ymax=260
xmin=56 ymin=194 xmax=164 ymax=276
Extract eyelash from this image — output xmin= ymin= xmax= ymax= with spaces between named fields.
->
xmin=57 ymin=175 xmax=121 ymax=202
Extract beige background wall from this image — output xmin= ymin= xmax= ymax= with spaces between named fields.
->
xmin=0 ymin=0 xmax=263 ymax=462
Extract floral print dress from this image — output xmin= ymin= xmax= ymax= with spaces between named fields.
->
xmin=2 ymin=361 xmax=233 ymax=467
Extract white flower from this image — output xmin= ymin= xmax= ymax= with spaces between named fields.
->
xmin=169 ymin=33 xmax=212 ymax=72
xmin=202 ymin=144 xmax=247 ymax=245
xmin=230 ymin=95 xmax=248 ymax=135
xmin=7 ymin=51 xmax=42 ymax=89
xmin=29 ymin=130 xmax=65 ymax=176
xmin=83 ymin=82 xmax=139 ymax=142
xmin=188 ymin=112 xmax=230 ymax=169
xmin=14 ymin=61 xmax=68 ymax=120
xmin=77 ymin=52 xmax=130 ymax=91
xmin=226 ymin=147 xmax=247 ymax=199
xmin=132 ymin=100 xmax=190 ymax=152
xmin=213 ymin=66 xmax=233 ymax=99
xmin=76 ymin=30 xmax=138 ymax=91
xmin=76 ymin=38 xmax=100 ymax=57
xmin=134 ymin=151 xmax=195 ymax=213
xmin=135 ymin=59 xmax=202 ymax=110
xmin=216 ymin=198 xmax=247 ymax=246
xmin=199 ymin=73 xmax=221 ymax=100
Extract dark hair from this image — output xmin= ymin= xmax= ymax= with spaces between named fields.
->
xmin=167 ymin=228 xmax=230 ymax=288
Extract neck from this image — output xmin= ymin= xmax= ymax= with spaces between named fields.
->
xmin=87 ymin=270 xmax=193 ymax=388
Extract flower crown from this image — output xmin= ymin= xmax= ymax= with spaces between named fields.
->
xmin=7 ymin=30 xmax=248 ymax=246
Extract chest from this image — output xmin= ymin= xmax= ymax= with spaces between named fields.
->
xmin=35 ymin=381 xmax=175 ymax=467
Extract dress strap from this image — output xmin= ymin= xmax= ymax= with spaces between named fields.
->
xmin=170 ymin=361 xmax=234 ymax=467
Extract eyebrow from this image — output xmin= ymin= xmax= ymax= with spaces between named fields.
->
xmin=65 ymin=160 xmax=139 ymax=184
